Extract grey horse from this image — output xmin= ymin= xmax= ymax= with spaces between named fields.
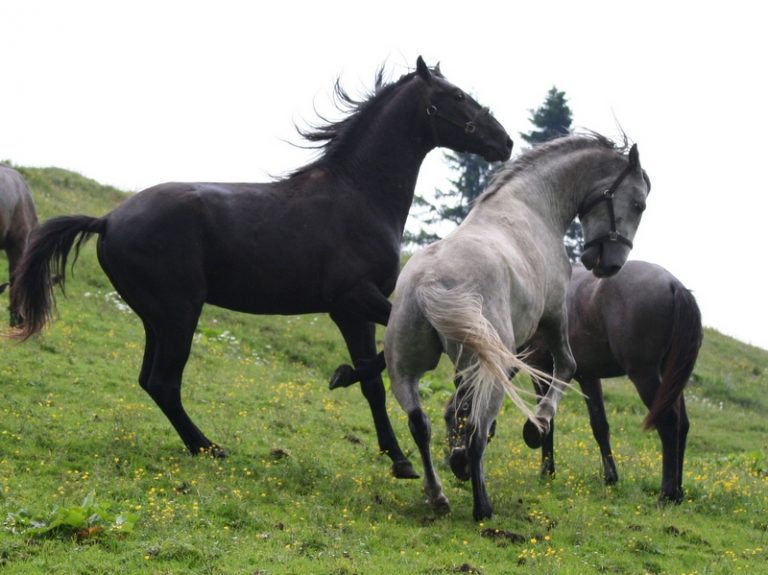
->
xmin=385 ymin=133 xmax=651 ymax=520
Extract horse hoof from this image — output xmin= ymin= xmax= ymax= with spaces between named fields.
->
xmin=604 ymin=472 xmax=619 ymax=485
xmin=192 ymin=444 xmax=227 ymax=458
xmin=430 ymin=494 xmax=451 ymax=515
xmin=522 ymin=419 xmax=544 ymax=449
xmin=473 ymin=504 xmax=493 ymax=522
xmin=539 ymin=464 xmax=556 ymax=480
xmin=392 ymin=460 xmax=420 ymax=479
xmin=329 ymin=364 xmax=356 ymax=389
xmin=448 ymin=448 xmax=471 ymax=481
xmin=658 ymin=489 xmax=684 ymax=506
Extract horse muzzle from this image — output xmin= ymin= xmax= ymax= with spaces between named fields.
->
xmin=477 ymin=135 xmax=513 ymax=163
xmin=581 ymin=240 xmax=629 ymax=278
xmin=448 ymin=447 xmax=471 ymax=481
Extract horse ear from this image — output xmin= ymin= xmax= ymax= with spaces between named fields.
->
xmin=434 ymin=61 xmax=442 ymax=76
xmin=416 ymin=56 xmax=432 ymax=84
xmin=628 ymin=143 xmax=640 ymax=167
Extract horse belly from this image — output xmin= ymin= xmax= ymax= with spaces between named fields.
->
xmin=205 ymin=272 xmax=327 ymax=315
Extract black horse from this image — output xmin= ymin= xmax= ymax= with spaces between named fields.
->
xmin=13 ymin=57 xmax=512 ymax=479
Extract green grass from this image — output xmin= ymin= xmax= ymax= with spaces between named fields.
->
xmin=0 ymin=166 xmax=766 ymax=574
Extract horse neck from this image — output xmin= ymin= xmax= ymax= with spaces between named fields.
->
xmin=504 ymin=148 xmax=620 ymax=234
xmin=327 ymin=86 xmax=432 ymax=227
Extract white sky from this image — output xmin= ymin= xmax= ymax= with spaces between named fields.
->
xmin=2 ymin=1 xmax=766 ymax=350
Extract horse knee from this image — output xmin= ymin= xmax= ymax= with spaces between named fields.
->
xmin=360 ymin=377 xmax=386 ymax=403
xmin=143 ymin=379 xmax=180 ymax=406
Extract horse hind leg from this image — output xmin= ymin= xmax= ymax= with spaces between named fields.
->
xmin=676 ymin=394 xmax=690 ymax=499
xmin=409 ymin=407 xmax=450 ymax=514
xmin=465 ymin=388 xmax=504 ymax=521
xmin=655 ymin=402 xmax=684 ymax=504
xmin=389 ymin=368 xmax=449 ymax=514
xmin=142 ymin=315 xmax=224 ymax=457
xmin=629 ymin=370 xmax=682 ymax=503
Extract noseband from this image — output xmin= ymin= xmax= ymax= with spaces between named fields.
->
xmin=579 ymin=162 xmax=636 ymax=251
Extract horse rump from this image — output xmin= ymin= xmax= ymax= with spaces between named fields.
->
xmin=642 ymin=285 xmax=702 ymax=430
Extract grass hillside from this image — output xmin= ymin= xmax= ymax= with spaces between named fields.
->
xmin=0 ymin=166 xmax=765 ymax=574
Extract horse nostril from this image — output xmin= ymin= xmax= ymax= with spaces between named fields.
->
xmin=506 ymin=137 xmax=513 ymax=150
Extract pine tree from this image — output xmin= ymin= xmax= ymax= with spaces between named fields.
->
xmin=520 ymin=86 xmax=573 ymax=145
xmin=433 ymin=151 xmax=495 ymax=226
xmin=521 ymin=86 xmax=583 ymax=262
xmin=405 ymin=145 xmax=497 ymax=246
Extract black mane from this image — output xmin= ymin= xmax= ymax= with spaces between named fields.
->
xmin=287 ymin=64 xmax=441 ymax=177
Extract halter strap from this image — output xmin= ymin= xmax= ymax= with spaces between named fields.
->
xmin=579 ymin=162 xmax=636 ymax=250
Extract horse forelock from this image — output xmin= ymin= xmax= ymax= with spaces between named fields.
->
xmin=479 ymin=131 xmax=632 ymax=202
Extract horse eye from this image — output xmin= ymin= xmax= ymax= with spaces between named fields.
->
xmin=633 ymin=201 xmax=646 ymax=213
xmin=454 ymin=92 xmax=465 ymax=101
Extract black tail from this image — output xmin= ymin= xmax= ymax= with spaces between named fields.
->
xmin=643 ymin=285 xmax=703 ymax=430
xmin=11 ymin=215 xmax=105 ymax=340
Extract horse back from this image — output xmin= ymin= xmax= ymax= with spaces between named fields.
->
xmin=567 ymin=262 xmax=680 ymax=377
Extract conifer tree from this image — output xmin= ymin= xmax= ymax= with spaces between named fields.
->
xmin=521 ymin=86 xmax=583 ymax=262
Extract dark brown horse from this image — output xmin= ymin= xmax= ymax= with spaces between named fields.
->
xmin=13 ymin=57 xmax=512 ymax=479
xmin=526 ymin=261 xmax=701 ymax=503
xmin=0 ymin=165 xmax=38 ymax=326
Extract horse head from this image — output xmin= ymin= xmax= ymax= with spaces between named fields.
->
xmin=414 ymin=56 xmax=513 ymax=162
xmin=579 ymin=144 xmax=650 ymax=278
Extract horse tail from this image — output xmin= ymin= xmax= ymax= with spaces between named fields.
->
xmin=416 ymin=283 xmax=550 ymax=432
xmin=11 ymin=215 xmax=106 ymax=340
xmin=642 ymin=284 xmax=703 ymax=430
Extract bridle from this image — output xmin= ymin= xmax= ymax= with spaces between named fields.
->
xmin=425 ymin=100 xmax=489 ymax=147
xmin=579 ymin=157 xmax=638 ymax=251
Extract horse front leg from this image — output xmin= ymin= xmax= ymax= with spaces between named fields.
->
xmin=523 ymin=315 xmax=577 ymax=449
xmin=330 ymin=312 xmax=418 ymax=479
xmin=530 ymin=375 xmax=557 ymax=479
xmin=579 ymin=375 xmax=619 ymax=485
xmin=328 ymin=283 xmax=392 ymax=389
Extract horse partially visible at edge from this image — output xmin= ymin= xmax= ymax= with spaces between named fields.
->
xmin=524 ymin=261 xmax=702 ymax=503
xmin=0 ymin=165 xmax=38 ymax=326
xmin=12 ymin=57 xmax=513 ymax=480
xmin=385 ymin=133 xmax=651 ymax=520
